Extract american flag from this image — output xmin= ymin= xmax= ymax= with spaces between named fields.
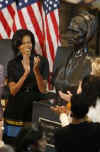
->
xmin=0 ymin=0 xmax=61 ymax=73
xmin=15 ymin=0 xmax=45 ymax=55
xmin=0 ymin=0 xmax=16 ymax=39
xmin=43 ymin=0 xmax=61 ymax=72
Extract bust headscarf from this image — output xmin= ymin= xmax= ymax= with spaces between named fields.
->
xmin=67 ymin=10 xmax=97 ymax=48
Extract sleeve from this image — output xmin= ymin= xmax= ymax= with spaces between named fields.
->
xmin=7 ymin=60 xmax=16 ymax=83
xmin=39 ymin=56 xmax=49 ymax=80
xmin=54 ymin=127 xmax=65 ymax=152
xmin=0 ymin=64 xmax=4 ymax=99
xmin=0 ymin=65 xmax=4 ymax=88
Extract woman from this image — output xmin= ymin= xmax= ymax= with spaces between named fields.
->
xmin=3 ymin=29 xmax=49 ymax=146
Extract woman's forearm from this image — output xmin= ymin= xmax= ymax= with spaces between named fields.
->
xmin=9 ymin=72 xmax=28 ymax=96
xmin=34 ymin=69 xmax=47 ymax=93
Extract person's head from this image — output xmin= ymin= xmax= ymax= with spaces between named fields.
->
xmin=71 ymin=93 xmax=89 ymax=119
xmin=91 ymin=57 xmax=100 ymax=76
xmin=16 ymin=124 xmax=47 ymax=152
xmin=81 ymin=75 xmax=100 ymax=107
xmin=67 ymin=11 xmax=97 ymax=48
xmin=12 ymin=29 xmax=35 ymax=56
xmin=0 ymin=144 xmax=15 ymax=152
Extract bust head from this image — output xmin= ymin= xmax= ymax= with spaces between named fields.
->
xmin=66 ymin=11 xmax=97 ymax=48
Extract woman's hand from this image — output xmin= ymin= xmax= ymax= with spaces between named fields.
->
xmin=33 ymin=56 xmax=47 ymax=93
xmin=22 ymin=54 xmax=30 ymax=74
xmin=33 ymin=56 xmax=40 ymax=73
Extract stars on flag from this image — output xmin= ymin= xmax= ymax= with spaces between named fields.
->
xmin=43 ymin=0 xmax=60 ymax=14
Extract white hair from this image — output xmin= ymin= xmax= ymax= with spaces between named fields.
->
xmin=92 ymin=0 xmax=100 ymax=10
xmin=87 ymin=97 xmax=100 ymax=123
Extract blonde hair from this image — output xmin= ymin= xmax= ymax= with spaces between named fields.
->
xmin=91 ymin=57 xmax=100 ymax=76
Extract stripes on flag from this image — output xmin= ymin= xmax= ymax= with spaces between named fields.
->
xmin=43 ymin=0 xmax=61 ymax=72
xmin=16 ymin=0 xmax=45 ymax=55
xmin=0 ymin=0 xmax=61 ymax=75
xmin=0 ymin=0 xmax=16 ymax=39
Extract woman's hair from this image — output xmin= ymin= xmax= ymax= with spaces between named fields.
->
xmin=16 ymin=125 xmax=43 ymax=152
xmin=12 ymin=29 xmax=35 ymax=56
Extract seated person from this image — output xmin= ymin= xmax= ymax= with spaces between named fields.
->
xmin=54 ymin=90 xmax=100 ymax=152
xmin=3 ymin=29 xmax=49 ymax=145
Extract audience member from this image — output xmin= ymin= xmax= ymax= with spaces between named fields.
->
xmin=16 ymin=124 xmax=47 ymax=152
xmin=3 ymin=29 xmax=49 ymax=146
xmin=54 ymin=86 xmax=100 ymax=152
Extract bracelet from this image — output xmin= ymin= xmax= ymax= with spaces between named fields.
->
xmin=0 ymin=141 xmax=4 ymax=147
xmin=0 ymin=127 xmax=4 ymax=130
xmin=1 ymin=127 xmax=4 ymax=130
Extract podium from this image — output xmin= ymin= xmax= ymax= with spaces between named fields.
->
xmin=32 ymin=100 xmax=60 ymax=123
xmin=32 ymin=100 xmax=61 ymax=148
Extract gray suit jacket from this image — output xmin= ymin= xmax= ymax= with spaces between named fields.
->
xmin=0 ymin=64 xmax=4 ymax=99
